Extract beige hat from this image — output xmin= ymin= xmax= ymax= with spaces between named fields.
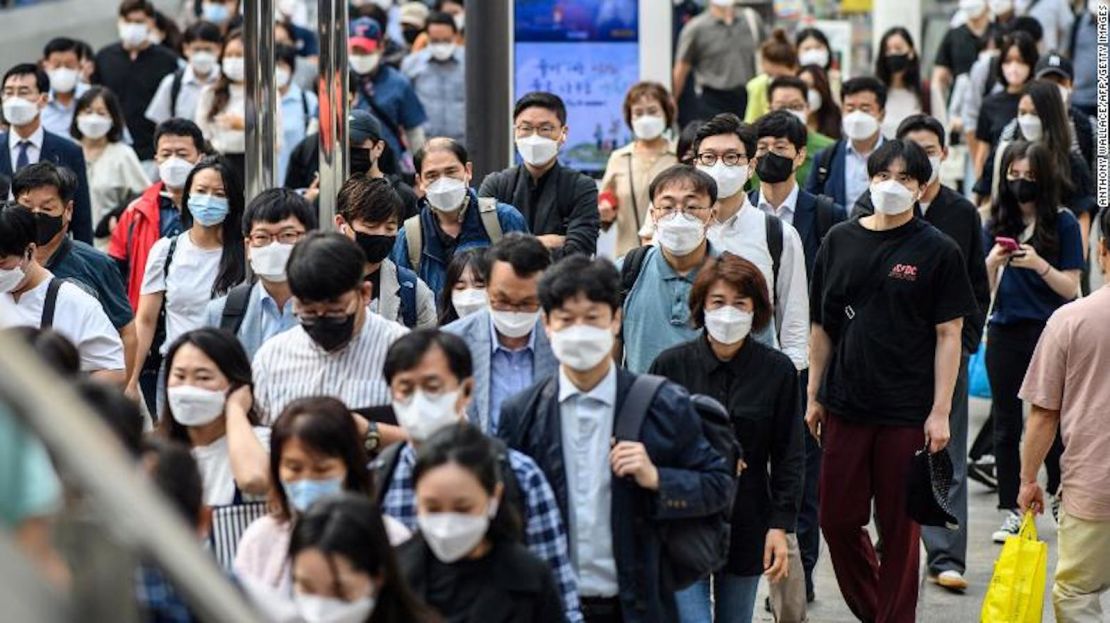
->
xmin=399 ymin=2 xmax=430 ymax=28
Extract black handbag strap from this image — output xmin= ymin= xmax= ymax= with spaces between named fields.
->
xmin=613 ymin=374 xmax=667 ymax=442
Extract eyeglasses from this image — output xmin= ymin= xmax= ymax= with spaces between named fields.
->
xmin=654 ymin=205 xmax=712 ymax=219
xmin=489 ymin=297 xmax=540 ymax=313
xmin=695 ymin=152 xmax=748 ymax=167
xmin=249 ymin=230 xmax=305 ymax=247
xmin=514 ymin=124 xmax=561 ymax=138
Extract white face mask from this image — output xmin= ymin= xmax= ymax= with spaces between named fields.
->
xmin=870 ymin=179 xmax=916 ymax=216
xmin=167 ymin=385 xmax=226 ymax=427
xmin=1058 ymin=85 xmax=1071 ymax=106
xmin=47 ymin=67 xmax=79 ymax=94
xmin=787 ymin=108 xmax=809 ymax=126
xmin=159 ymin=157 xmax=195 ymax=190
xmin=806 ymin=90 xmax=823 ymax=112
xmin=0 ymin=265 xmax=26 ymax=293
xmin=119 ymin=22 xmax=150 ymax=48
xmin=655 ymin=212 xmax=706 ymax=256
xmin=710 ymin=0 xmax=734 ymax=6
xmin=1017 ymin=114 xmax=1043 ymax=142
xmin=704 ymin=306 xmax=753 ymax=345
xmin=222 ymin=57 xmax=246 ymax=83
xmin=927 ymin=155 xmax=942 ymax=185
xmin=960 ymin=0 xmax=988 ymax=16
xmin=418 ymin=500 xmax=498 ymax=563
xmin=453 ymin=12 xmax=465 ymax=30
xmin=490 ymin=309 xmax=538 ymax=339
xmin=349 ymin=54 xmax=381 ymax=75
xmin=293 ymin=592 xmax=376 ymax=623
xmin=190 ymin=50 xmax=218 ymax=76
xmin=425 ymin=176 xmax=469 ymax=213
xmin=632 ymin=115 xmax=666 ymax=141
xmin=1002 ymin=61 xmax=1030 ymax=86
xmin=276 ymin=66 xmax=292 ymax=88
xmin=250 ymin=241 xmax=294 ymax=282
xmin=451 ymin=288 xmax=487 ymax=317
xmin=77 ymin=113 xmax=113 ymax=140
xmin=698 ymin=162 xmax=748 ymax=199
xmin=842 ymin=110 xmax=880 ymax=141
xmin=550 ymin=324 xmax=614 ymax=372
xmin=393 ymin=389 xmax=461 ymax=442
xmin=429 ymin=42 xmax=456 ymax=61
xmin=989 ymin=0 xmax=1013 ymax=15
xmin=798 ymin=48 xmax=829 ymax=68
xmin=515 ymin=134 xmax=560 ymax=167
xmin=2 ymin=98 xmax=39 ymax=127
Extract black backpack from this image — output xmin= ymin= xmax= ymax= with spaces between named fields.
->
xmin=613 ymin=374 xmax=741 ymax=590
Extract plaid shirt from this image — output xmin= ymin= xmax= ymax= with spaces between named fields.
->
xmin=383 ymin=443 xmax=583 ymax=623
xmin=135 ymin=564 xmax=195 ymax=623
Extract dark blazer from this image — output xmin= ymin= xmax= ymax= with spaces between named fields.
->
xmin=0 ymin=130 xmax=93 ymax=243
xmin=803 ymin=139 xmax=847 ymax=208
xmin=397 ymin=535 xmax=566 ymax=623
xmin=852 ymin=185 xmax=990 ymax=352
xmin=748 ymin=187 xmax=847 ymax=276
xmin=478 ymin=161 xmax=599 ymax=260
xmin=497 ymin=367 xmax=732 ymax=623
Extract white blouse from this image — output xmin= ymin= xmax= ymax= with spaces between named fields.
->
xmin=85 ymin=141 xmax=150 ymax=231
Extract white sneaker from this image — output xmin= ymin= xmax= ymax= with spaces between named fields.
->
xmin=931 ymin=570 xmax=969 ymax=592
xmin=992 ymin=510 xmax=1022 ymax=543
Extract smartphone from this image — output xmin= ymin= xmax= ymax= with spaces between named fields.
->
xmin=995 ymin=236 xmax=1021 ymax=252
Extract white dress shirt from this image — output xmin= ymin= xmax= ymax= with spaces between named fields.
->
xmin=558 ymin=363 xmax=618 ymax=598
xmin=844 ymin=135 xmax=884 ymax=209
xmin=757 ymin=183 xmax=800 ymax=226
xmin=8 ymin=124 xmax=44 ymax=170
xmin=707 ymin=198 xmax=810 ymax=370
xmin=146 ymin=64 xmax=218 ymax=125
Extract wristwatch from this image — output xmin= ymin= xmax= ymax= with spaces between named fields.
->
xmin=364 ymin=420 xmax=382 ymax=455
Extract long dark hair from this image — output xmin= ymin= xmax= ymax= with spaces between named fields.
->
xmin=69 ymin=86 xmax=127 ymax=143
xmin=988 ymin=141 xmax=1060 ymax=262
xmin=996 ymin=31 xmax=1039 ymax=91
xmin=412 ymin=423 xmax=522 ymax=545
xmin=269 ymin=396 xmax=371 ymax=522
xmin=157 ymin=328 xmax=260 ymax=444
xmin=798 ymin=65 xmax=841 ymax=140
xmin=795 ymin=27 xmax=833 ymax=71
xmin=437 ymin=248 xmax=489 ymax=325
xmin=1020 ymin=80 xmax=1074 ymax=195
xmin=289 ymin=495 xmax=440 ymax=623
xmin=876 ymin=27 xmax=924 ymax=109
xmin=206 ymin=27 xmax=243 ymax=122
xmin=181 ymin=154 xmax=246 ymax=296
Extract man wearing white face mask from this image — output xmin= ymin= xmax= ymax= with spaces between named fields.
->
xmin=276 ymin=44 xmax=319 ymax=185
xmin=376 ymin=329 xmax=584 ymax=622
xmin=807 ymin=140 xmax=977 ymax=620
xmin=39 ymin=38 xmax=91 ymax=139
xmin=805 ymin=77 xmax=887 ymax=210
xmin=479 ymin=92 xmax=600 ymax=259
xmin=145 ymin=21 xmax=223 ymax=126
xmin=498 ymin=255 xmax=732 ymax=623
xmin=401 ymin=12 xmax=466 ymax=143
xmin=618 ymin=165 xmax=718 ymax=374
xmin=391 ymin=138 xmax=527 ymax=296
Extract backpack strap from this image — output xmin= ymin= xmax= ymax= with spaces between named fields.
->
xmin=371 ymin=442 xmax=406 ymax=506
xmin=396 ymin=266 xmax=418 ymax=328
xmin=619 ymin=245 xmax=652 ymax=305
xmin=477 ymin=197 xmax=503 ymax=243
xmin=41 ymin=277 xmax=65 ymax=329
xmin=219 ymin=282 xmax=254 ymax=335
xmin=764 ymin=212 xmax=783 ymax=297
xmin=614 ymin=374 xmax=667 ymax=442
xmin=164 ymin=234 xmax=180 ymax=280
xmin=169 ymin=67 xmax=185 ymax=118
xmin=815 ymin=194 xmax=836 ymax=241
xmin=815 ymin=140 xmax=840 ymax=191
xmin=403 ymin=215 xmax=422 ymax=272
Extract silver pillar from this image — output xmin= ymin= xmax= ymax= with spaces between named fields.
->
xmin=467 ymin=0 xmax=513 ymax=181
xmin=244 ymin=0 xmax=278 ymax=201
xmin=317 ymin=0 xmax=349 ymax=231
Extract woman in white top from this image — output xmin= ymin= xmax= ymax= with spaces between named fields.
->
xmin=875 ymin=27 xmax=927 ymax=139
xmin=128 ymin=156 xmax=246 ymax=406
xmin=195 ymin=28 xmax=248 ymax=184
xmin=70 ymin=86 xmax=150 ymax=246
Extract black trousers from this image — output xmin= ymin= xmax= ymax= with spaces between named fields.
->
xmin=797 ymin=370 xmax=820 ymax=595
xmin=580 ymin=597 xmax=623 ymax=623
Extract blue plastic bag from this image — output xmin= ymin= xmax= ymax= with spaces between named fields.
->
xmin=969 ymin=342 xmax=991 ymax=399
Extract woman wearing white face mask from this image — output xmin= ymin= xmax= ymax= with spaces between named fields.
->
xmin=599 ymin=82 xmax=678 ymax=256
xmin=156 ymin=328 xmax=270 ymax=507
xmin=398 ymin=424 xmax=566 ymax=623
xmin=70 ymin=86 xmax=150 ymax=245
xmin=437 ymin=249 xmax=489 ymax=325
xmin=973 ymin=32 xmax=1037 ymax=179
xmin=650 ymin=253 xmax=804 ymax=623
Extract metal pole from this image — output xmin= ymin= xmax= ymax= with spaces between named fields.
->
xmin=244 ymin=0 xmax=278 ymax=201
xmin=317 ymin=0 xmax=349 ymax=230
xmin=466 ymin=0 xmax=513 ymax=181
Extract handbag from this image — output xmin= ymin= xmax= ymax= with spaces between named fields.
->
xmin=981 ymin=512 xmax=1048 ymax=623
xmin=969 ymin=342 xmax=992 ymax=399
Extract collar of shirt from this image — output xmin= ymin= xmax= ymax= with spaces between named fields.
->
xmin=526 ymin=163 xmax=557 ymax=192
xmin=280 ymin=83 xmax=303 ymax=105
xmin=847 ymin=134 xmax=884 ymax=159
xmin=694 ymin=331 xmax=753 ymax=375
xmin=558 ymin=362 xmax=617 ymax=406
xmin=488 ymin=311 xmax=537 ymax=354
xmin=258 ymin=282 xmax=294 ymax=316
xmin=757 ymin=184 xmax=799 ymax=224
xmin=47 ymin=82 xmax=90 ymax=110
xmin=183 ymin=64 xmax=216 ymax=87
xmin=44 ymin=236 xmax=74 ymax=270
xmin=655 ymin=242 xmax=705 ymax=282
xmin=9 ymin=124 xmax=45 ymax=152
xmin=715 ymin=194 xmax=755 ymax=230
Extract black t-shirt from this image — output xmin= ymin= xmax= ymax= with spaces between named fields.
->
xmin=975 ymin=91 xmax=1021 ymax=145
xmin=810 ymin=217 xmax=977 ymax=426
xmin=92 ymin=43 xmax=180 ymax=160
xmin=934 ymin=24 xmax=987 ymax=77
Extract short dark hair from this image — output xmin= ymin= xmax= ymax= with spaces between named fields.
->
xmin=426 ymin=10 xmax=458 ymax=32
xmin=0 ymin=202 xmax=36 ymax=257
xmin=75 ymin=380 xmax=143 ymax=457
xmin=513 ymin=91 xmax=567 ymax=126
xmin=482 ymin=233 xmax=551 ymax=281
xmin=895 ymin=113 xmax=946 ymax=149
xmin=287 ymin=232 xmax=366 ymax=303
xmin=998 ymin=32 xmax=1040 ymax=88
xmin=867 ymin=138 xmax=933 ymax=186
xmin=754 ymin=109 xmax=808 ymax=151
xmin=622 ymin=81 xmax=676 ymax=129
xmin=538 ymin=255 xmax=621 ymax=314
xmin=154 ymin=118 xmax=207 ymax=154
xmin=648 ymin=164 xmax=718 ymax=205
xmin=688 ymin=253 xmax=773 ymax=332
xmin=1009 ymin=16 xmax=1044 ymax=44
xmin=242 ymin=188 xmax=318 ymax=236
xmin=337 ymin=176 xmax=402 ymax=226
xmin=767 ymin=75 xmax=808 ymax=104
xmin=12 ymin=161 xmax=77 ymax=204
xmin=9 ymin=326 xmax=79 ymax=377
xmin=118 ymin=0 xmax=155 ymax=18
xmin=2 ymin=63 xmax=49 ymax=95
xmin=275 ymin=43 xmax=298 ymax=70
xmin=141 ymin=438 xmax=203 ymax=526
xmin=42 ymin=37 xmax=83 ymax=60
xmin=383 ymin=329 xmax=473 ymax=384
xmin=70 ymin=86 xmax=127 ymax=143
xmin=414 ymin=137 xmax=469 ymax=176
xmin=692 ymin=113 xmax=757 ymax=160
xmin=841 ymin=76 xmax=888 ymax=109
xmin=184 ymin=20 xmax=223 ymax=45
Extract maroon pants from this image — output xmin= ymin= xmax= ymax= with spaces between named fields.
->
xmin=819 ymin=413 xmax=924 ymax=623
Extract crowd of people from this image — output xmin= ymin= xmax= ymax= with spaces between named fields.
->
xmin=0 ymin=0 xmax=1106 ymax=622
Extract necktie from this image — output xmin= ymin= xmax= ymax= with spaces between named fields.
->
xmin=15 ymin=140 xmax=30 ymax=171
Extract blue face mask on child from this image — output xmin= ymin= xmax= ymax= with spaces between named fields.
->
xmin=187 ymin=194 xmax=230 ymax=227
xmin=282 ymin=477 xmax=344 ymax=513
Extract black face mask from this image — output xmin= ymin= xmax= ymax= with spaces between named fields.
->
xmin=755 ymin=152 xmax=796 ymax=184
xmin=1008 ymin=179 xmax=1037 ymax=204
xmin=349 ymin=148 xmax=375 ymax=176
xmin=301 ymin=313 xmax=357 ymax=352
xmin=34 ymin=212 xmax=65 ymax=246
xmin=354 ymin=231 xmax=396 ymax=264
xmin=884 ymin=53 xmax=911 ymax=74
xmin=402 ymin=27 xmax=421 ymax=46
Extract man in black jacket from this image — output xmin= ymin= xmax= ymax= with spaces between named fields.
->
xmin=851 ymin=114 xmax=990 ymax=592
xmin=479 ymin=92 xmax=599 ymax=260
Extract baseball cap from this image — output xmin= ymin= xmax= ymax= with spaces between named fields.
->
xmin=1034 ymin=52 xmax=1073 ymax=80
xmin=349 ymin=17 xmax=382 ymax=52
xmin=349 ymin=110 xmax=383 ymax=144
xmin=906 ymin=447 xmax=959 ymax=531
xmin=399 ymin=2 xmax=430 ymax=28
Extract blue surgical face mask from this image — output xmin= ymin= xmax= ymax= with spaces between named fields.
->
xmin=282 ymin=476 xmax=344 ymax=513
xmin=187 ymin=193 xmax=230 ymax=227
xmin=202 ymin=1 xmax=231 ymax=24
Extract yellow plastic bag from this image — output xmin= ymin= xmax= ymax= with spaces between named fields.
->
xmin=981 ymin=512 xmax=1048 ymax=623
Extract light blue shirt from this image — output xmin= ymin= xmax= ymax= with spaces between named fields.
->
xmin=400 ymin=47 xmax=466 ymax=142
xmin=844 ymin=134 xmax=884 ymax=209
xmin=1072 ymin=13 xmax=1098 ymax=108
xmin=488 ymin=313 xmax=537 ymax=432
xmin=278 ymin=84 xmax=318 ymax=185
xmin=41 ymin=83 xmax=90 ymax=140
xmin=257 ymin=285 xmax=298 ymax=348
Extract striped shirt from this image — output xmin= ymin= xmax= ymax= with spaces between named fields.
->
xmin=252 ymin=312 xmax=408 ymax=423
